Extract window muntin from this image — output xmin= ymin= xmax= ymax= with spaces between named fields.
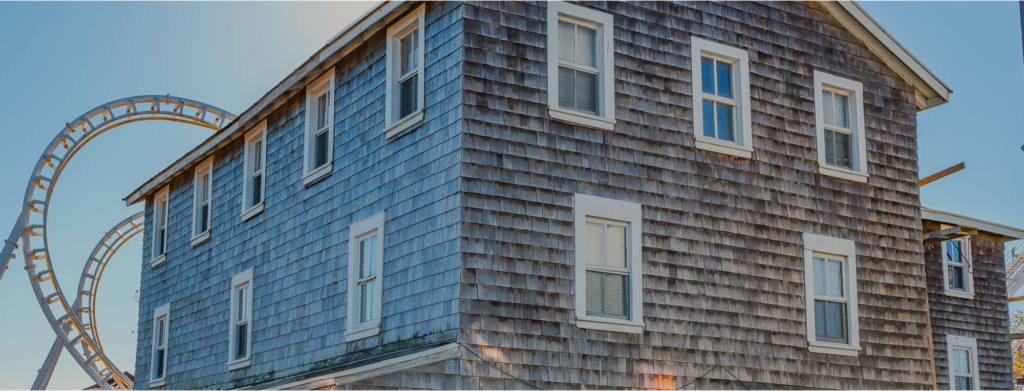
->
xmin=812 ymin=256 xmax=848 ymax=344
xmin=951 ymin=347 xmax=973 ymax=390
xmin=690 ymin=37 xmax=752 ymax=158
xmin=241 ymin=121 xmax=267 ymax=220
xmin=151 ymin=304 xmax=169 ymax=383
xmin=228 ymin=268 xmax=253 ymax=369
xmin=546 ymin=2 xmax=615 ymax=131
xmin=813 ymin=71 xmax=867 ymax=182
xmin=384 ymin=5 xmax=426 ymax=139
xmin=192 ymin=159 xmax=213 ymax=242
xmin=584 ymin=219 xmax=629 ymax=319
xmin=346 ymin=212 xmax=385 ymax=340
xmin=557 ymin=19 xmax=599 ymax=115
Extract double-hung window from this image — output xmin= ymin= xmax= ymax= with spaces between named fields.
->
xmin=942 ymin=237 xmax=974 ymax=298
xmin=813 ymin=71 xmax=868 ymax=183
xmin=691 ymin=37 xmax=752 ymax=158
xmin=150 ymin=303 xmax=170 ymax=387
xmin=346 ymin=212 xmax=385 ymax=341
xmin=151 ymin=187 xmax=169 ymax=267
xmin=241 ymin=120 xmax=267 ymax=221
xmin=303 ymin=70 xmax=335 ymax=184
xmin=573 ymin=194 xmax=643 ymax=333
xmin=802 ymin=233 xmax=861 ymax=356
xmin=547 ymin=2 xmax=615 ymax=131
xmin=191 ymin=158 xmax=213 ymax=245
xmin=228 ymin=268 xmax=253 ymax=370
xmin=384 ymin=5 xmax=426 ymax=139
xmin=946 ymin=335 xmax=979 ymax=390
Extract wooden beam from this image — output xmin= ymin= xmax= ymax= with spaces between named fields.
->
xmin=1010 ymin=296 xmax=1024 ymax=302
xmin=1012 ymin=333 xmax=1024 ymax=340
xmin=923 ymin=226 xmax=978 ymax=245
xmin=920 ymin=162 xmax=965 ymax=186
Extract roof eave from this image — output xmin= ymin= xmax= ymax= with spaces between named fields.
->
xmin=922 ymin=208 xmax=1024 ymax=240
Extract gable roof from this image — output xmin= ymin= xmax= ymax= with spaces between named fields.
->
xmin=819 ymin=1 xmax=951 ymax=110
xmin=124 ymin=0 xmax=953 ymax=206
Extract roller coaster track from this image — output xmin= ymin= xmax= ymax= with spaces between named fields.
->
xmin=0 ymin=95 xmax=234 ymax=389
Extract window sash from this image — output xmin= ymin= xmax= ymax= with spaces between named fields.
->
xmin=246 ymin=134 xmax=265 ymax=207
xmin=397 ymin=27 xmax=419 ymax=80
xmin=822 ymin=89 xmax=852 ymax=131
xmin=156 ymin=197 xmax=168 ymax=256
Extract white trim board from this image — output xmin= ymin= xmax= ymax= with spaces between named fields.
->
xmin=922 ymin=207 xmax=1024 ymax=240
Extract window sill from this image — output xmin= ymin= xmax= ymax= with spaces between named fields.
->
xmin=150 ymin=254 xmax=167 ymax=268
xmin=227 ymin=358 xmax=251 ymax=371
xmin=240 ymin=203 xmax=264 ymax=222
xmin=818 ymin=164 xmax=868 ymax=183
xmin=575 ymin=315 xmax=644 ymax=334
xmin=385 ymin=110 xmax=425 ymax=139
xmin=346 ymin=325 xmax=380 ymax=341
xmin=548 ymin=107 xmax=615 ymax=131
xmin=944 ymin=289 xmax=975 ymax=300
xmin=190 ymin=231 xmax=210 ymax=247
xmin=302 ymin=162 xmax=333 ymax=187
xmin=808 ymin=341 xmax=861 ymax=356
xmin=694 ymin=138 xmax=752 ymax=159
xmin=150 ymin=379 xmax=165 ymax=387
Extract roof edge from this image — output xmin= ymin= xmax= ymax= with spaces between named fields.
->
xmin=922 ymin=208 xmax=1024 ymax=240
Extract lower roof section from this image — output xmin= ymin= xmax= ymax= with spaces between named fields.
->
xmin=922 ymin=207 xmax=1024 ymax=240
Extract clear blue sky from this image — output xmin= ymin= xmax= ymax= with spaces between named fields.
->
xmin=0 ymin=1 xmax=1020 ymax=389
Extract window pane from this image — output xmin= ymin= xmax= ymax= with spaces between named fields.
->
xmin=158 ymin=228 xmax=165 ymax=256
xmin=814 ymin=300 xmax=827 ymax=338
xmin=157 ymin=319 xmax=165 ymax=347
xmin=200 ymin=204 xmax=208 ymax=233
xmin=155 ymin=349 xmax=165 ymax=378
xmin=813 ymin=257 xmax=826 ymax=296
xmin=400 ymin=74 xmax=418 ymax=118
xmin=400 ymin=29 xmax=418 ymax=76
xmin=252 ymin=140 xmax=262 ymax=172
xmin=955 ymin=376 xmax=971 ymax=390
xmin=604 ymin=273 xmax=628 ymax=318
xmin=700 ymin=57 xmax=715 ymax=95
xmin=947 ymin=240 xmax=962 ymax=263
xmin=360 ymin=279 xmax=375 ymax=323
xmin=237 ymin=286 xmax=247 ymax=321
xmin=575 ymin=70 xmax=598 ymax=115
xmin=833 ymin=131 xmax=852 ymax=168
xmin=606 ymin=225 xmax=626 ymax=268
xmin=235 ymin=323 xmax=247 ymax=359
xmin=317 ymin=93 xmax=328 ymax=130
xmin=702 ymin=100 xmax=715 ymax=138
xmin=586 ymin=271 xmax=603 ymax=314
xmin=823 ymin=91 xmax=834 ymax=127
xmin=251 ymin=174 xmax=262 ymax=207
xmin=825 ymin=301 xmax=847 ymax=342
xmin=716 ymin=103 xmax=734 ymax=141
xmin=959 ymin=348 xmax=971 ymax=372
xmin=951 ymin=265 xmax=965 ymax=290
xmin=315 ymin=130 xmax=329 ymax=168
xmin=576 ymin=25 xmax=596 ymax=68
xmin=558 ymin=21 xmax=575 ymax=63
xmin=827 ymin=260 xmax=843 ymax=298
xmin=585 ymin=222 xmax=604 ymax=266
xmin=558 ymin=66 xmax=576 ymax=109
xmin=835 ymin=93 xmax=849 ymax=129
xmin=360 ymin=235 xmax=378 ymax=279
xmin=716 ymin=61 xmax=732 ymax=99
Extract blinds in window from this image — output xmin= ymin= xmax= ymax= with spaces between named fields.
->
xmin=584 ymin=221 xmax=628 ymax=319
xmin=557 ymin=20 xmax=598 ymax=115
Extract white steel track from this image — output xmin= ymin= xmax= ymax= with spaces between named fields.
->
xmin=0 ymin=95 xmax=234 ymax=389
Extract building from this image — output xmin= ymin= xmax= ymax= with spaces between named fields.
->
xmin=122 ymin=1 xmax=1013 ymax=389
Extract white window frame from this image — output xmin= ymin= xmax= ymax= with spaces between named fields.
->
xmin=691 ymin=37 xmax=753 ymax=159
xmin=227 ymin=268 xmax=254 ymax=370
xmin=946 ymin=335 xmax=979 ymax=390
xmin=191 ymin=157 xmax=214 ymax=246
xmin=303 ymin=69 xmax=335 ymax=185
xmin=813 ymin=70 xmax=868 ymax=183
xmin=802 ymin=233 xmax=861 ymax=356
xmin=151 ymin=186 xmax=170 ymax=268
xmin=241 ymin=120 xmax=267 ymax=221
xmin=346 ymin=212 xmax=386 ymax=341
xmin=942 ymin=237 xmax=975 ymax=299
xmin=384 ymin=4 xmax=426 ymax=139
xmin=573 ymin=194 xmax=643 ymax=333
xmin=546 ymin=2 xmax=615 ymax=131
xmin=150 ymin=303 xmax=170 ymax=387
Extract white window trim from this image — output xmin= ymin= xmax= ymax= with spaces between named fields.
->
xmin=942 ymin=237 xmax=975 ymax=299
xmin=384 ymin=5 xmax=426 ymax=139
xmin=802 ymin=233 xmax=861 ymax=356
xmin=302 ymin=69 xmax=336 ymax=185
xmin=346 ymin=212 xmax=386 ymax=341
xmin=241 ymin=120 xmax=267 ymax=221
xmin=190 ymin=157 xmax=214 ymax=246
xmin=151 ymin=187 xmax=169 ymax=268
xmin=813 ymin=70 xmax=868 ymax=183
xmin=946 ymin=335 xmax=980 ymax=390
xmin=573 ymin=194 xmax=644 ymax=333
xmin=227 ymin=268 xmax=254 ymax=370
xmin=150 ymin=303 xmax=170 ymax=387
xmin=546 ymin=2 xmax=616 ymax=131
xmin=691 ymin=37 xmax=753 ymax=159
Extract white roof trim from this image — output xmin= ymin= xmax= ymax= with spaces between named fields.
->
xmin=255 ymin=343 xmax=459 ymax=390
xmin=820 ymin=1 xmax=951 ymax=110
xmin=922 ymin=207 xmax=1024 ymax=240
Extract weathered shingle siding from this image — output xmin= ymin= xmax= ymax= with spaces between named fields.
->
xmin=457 ymin=1 xmax=932 ymax=389
xmin=134 ymin=2 xmax=466 ymax=388
xmin=924 ymin=224 xmax=1013 ymax=390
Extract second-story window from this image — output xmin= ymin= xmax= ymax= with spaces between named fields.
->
xmin=191 ymin=158 xmax=213 ymax=245
xmin=228 ymin=268 xmax=253 ymax=370
xmin=152 ymin=187 xmax=169 ymax=267
xmin=241 ymin=120 xmax=267 ymax=221
xmin=813 ymin=71 xmax=868 ymax=183
xmin=691 ymin=37 xmax=752 ymax=158
xmin=942 ymin=237 xmax=974 ymax=298
xmin=546 ymin=2 xmax=615 ymax=131
xmin=150 ymin=303 xmax=170 ymax=386
xmin=384 ymin=5 xmax=426 ymax=139
xmin=303 ymin=70 xmax=335 ymax=185
xmin=346 ymin=212 xmax=385 ymax=341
